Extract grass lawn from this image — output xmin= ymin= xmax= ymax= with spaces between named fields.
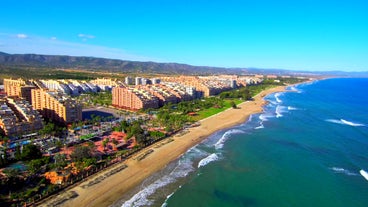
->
xmin=191 ymin=99 xmax=243 ymax=121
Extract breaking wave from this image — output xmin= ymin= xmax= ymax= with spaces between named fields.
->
xmin=330 ymin=167 xmax=358 ymax=176
xmin=360 ymin=169 xmax=368 ymax=181
xmin=326 ymin=119 xmax=365 ymax=127
xmin=214 ymin=129 xmax=245 ymax=150
xmin=198 ymin=153 xmax=219 ymax=168
xmin=288 ymin=106 xmax=298 ymax=110
xmin=255 ymin=123 xmax=264 ymax=129
xmin=121 ymin=147 xmax=201 ymax=207
xmin=274 ymin=93 xmax=282 ymax=103
xmin=276 ymin=105 xmax=287 ymax=118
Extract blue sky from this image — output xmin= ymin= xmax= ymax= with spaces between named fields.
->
xmin=1 ymin=0 xmax=367 ymax=71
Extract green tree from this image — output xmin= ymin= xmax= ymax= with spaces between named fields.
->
xmin=54 ymin=153 xmax=67 ymax=169
xmin=39 ymin=122 xmax=55 ymax=136
xmin=70 ymin=145 xmax=93 ymax=162
xmin=21 ymin=144 xmax=42 ymax=161
xmin=15 ymin=145 xmax=22 ymax=161
xmin=112 ymin=138 xmax=118 ymax=145
xmin=135 ymin=133 xmax=149 ymax=146
xmin=102 ymin=138 xmax=109 ymax=150
xmin=231 ymin=101 xmax=237 ymax=109
xmin=28 ymin=159 xmax=44 ymax=174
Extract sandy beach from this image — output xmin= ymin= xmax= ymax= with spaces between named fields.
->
xmin=39 ymin=85 xmax=287 ymax=207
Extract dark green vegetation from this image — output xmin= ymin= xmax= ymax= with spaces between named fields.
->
xmin=0 ymin=66 xmax=132 ymax=84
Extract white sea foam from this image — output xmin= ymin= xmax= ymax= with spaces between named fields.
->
xmin=326 ymin=119 xmax=365 ymax=127
xmin=198 ymin=153 xmax=219 ymax=168
xmin=122 ymin=149 xmax=199 ymax=207
xmin=161 ymin=192 xmax=175 ymax=207
xmin=276 ymin=105 xmax=284 ymax=118
xmin=255 ymin=123 xmax=264 ymax=129
xmin=274 ymin=93 xmax=282 ymax=103
xmin=288 ymin=86 xmax=301 ymax=93
xmin=122 ymin=176 xmax=175 ymax=207
xmin=330 ymin=167 xmax=358 ymax=176
xmin=360 ymin=169 xmax=368 ymax=181
xmin=259 ymin=114 xmax=274 ymax=121
xmin=214 ymin=129 xmax=244 ymax=149
xmin=340 ymin=119 xmax=365 ymax=126
xmin=288 ymin=106 xmax=298 ymax=110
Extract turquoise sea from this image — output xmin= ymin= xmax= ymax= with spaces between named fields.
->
xmin=116 ymin=78 xmax=368 ymax=207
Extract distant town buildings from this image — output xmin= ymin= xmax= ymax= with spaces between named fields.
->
xmin=1 ymin=75 xmax=264 ymax=123
xmin=90 ymin=78 xmax=124 ymax=91
xmin=0 ymin=97 xmax=43 ymax=136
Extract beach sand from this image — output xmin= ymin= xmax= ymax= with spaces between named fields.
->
xmin=39 ymin=85 xmax=287 ymax=207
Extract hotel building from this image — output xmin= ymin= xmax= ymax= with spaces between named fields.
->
xmin=112 ymin=86 xmax=159 ymax=110
xmin=31 ymin=89 xmax=82 ymax=124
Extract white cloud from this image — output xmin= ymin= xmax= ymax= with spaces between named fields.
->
xmin=16 ymin=34 xmax=28 ymax=39
xmin=78 ymin=34 xmax=95 ymax=39
xmin=50 ymin=37 xmax=57 ymax=40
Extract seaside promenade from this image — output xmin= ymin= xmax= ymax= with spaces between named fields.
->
xmin=40 ymin=85 xmax=287 ymax=207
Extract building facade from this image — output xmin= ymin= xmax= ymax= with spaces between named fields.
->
xmin=0 ymin=98 xmax=43 ymax=136
xmin=31 ymin=89 xmax=82 ymax=124
xmin=112 ymin=86 xmax=159 ymax=110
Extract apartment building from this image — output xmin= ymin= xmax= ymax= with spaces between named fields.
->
xmin=0 ymin=98 xmax=43 ymax=136
xmin=161 ymin=76 xmax=233 ymax=97
xmin=3 ymin=78 xmax=38 ymax=104
xmin=137 ymin=85 xmax=178 ymax=106
xmin=90 ymin=78 xmax=125 ymax=91
xmin=31 ymin=89 xmax=82 ymax=124
xmin=112 ymin=86 xmax=159 ymax=110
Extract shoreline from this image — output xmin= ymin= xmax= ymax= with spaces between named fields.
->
xmin=40 ymin=85 xmax=289 ymax=207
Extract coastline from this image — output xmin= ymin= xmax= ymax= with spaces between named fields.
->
xmin=39 ymin=85 xmax=288 ymax=207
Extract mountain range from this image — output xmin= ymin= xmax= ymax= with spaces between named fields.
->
xmin=0 ymin=51 xmax=366 ymax=77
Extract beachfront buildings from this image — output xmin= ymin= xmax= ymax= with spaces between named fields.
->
xmin=0 ymin=97 xmax=43 ymax=136
xmin=112 ymin=86 xmax=159 ymax=110
xmin=31 ymin=89 xmax=82 ymax=124
xmin=160 ymin=76 xmax=235 ymax=97
xmin=112 ymin=81 xmax=197 ymax=110
xmin=111 ymin=75 xmax=265 ymax=110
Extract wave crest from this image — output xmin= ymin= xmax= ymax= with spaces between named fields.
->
xmin=276 ymin=105 xmax=287 ymax=118
xmin=198 ymin=153 xmax=219 ymax=168
xmin=122 ymin=148 xmax=199 ymax=207
xmin=326 ymin=119 xmax=365 ymax=127
xmin=214 ymin=129 xmax=244 ymax=149
xmin=287 ymin=106 xmax=298 ymax=110
xmin=360 ymin=169 xmax=368 ymax=181
xmin=330 ymin=167 xmax=357 ymax=176
xmin=274 ymin=93 xmax=282 ymax=103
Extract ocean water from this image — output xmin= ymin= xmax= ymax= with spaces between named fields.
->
xmin=117 ymin=78 xmax=368 ymax=207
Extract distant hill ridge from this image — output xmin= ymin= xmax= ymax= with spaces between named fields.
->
xmin=0 ymin=52 xmax=237 ymax=75
xmin=1 ymin=52 xmax=366 ymax=76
